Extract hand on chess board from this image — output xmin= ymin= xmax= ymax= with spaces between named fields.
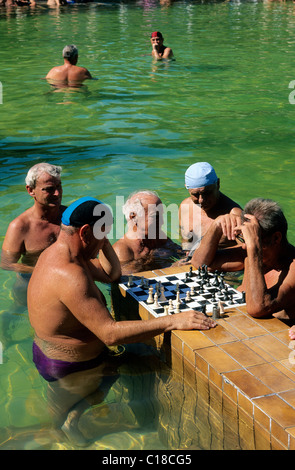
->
xmin=171 ymin=309 xmax=217 ymax=331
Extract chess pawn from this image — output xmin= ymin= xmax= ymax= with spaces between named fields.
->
xmin=152 ymin=293 xmax=160 ymax=308
xmin=164 ymin=305 xmax=169 ymax=316
xmin=174 ymin=300 xmax=180 ymax=314
xmin=190 ymin=285 xmax=195 ymax=296
xmin=127 ymin=275 xmax=134 ymax=287
xmin=168 ymin=299 xmax=174 ymax=314
xmin=147 ymin=287 xmax=154 ymax=304
xmin=185 ymin=290 xmax=191 ymax=302
xmin=159 ymin=286 xmax=167 ymax=302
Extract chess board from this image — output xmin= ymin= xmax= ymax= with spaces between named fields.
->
xmin=119 ymin=268 xmax=246 ymax=318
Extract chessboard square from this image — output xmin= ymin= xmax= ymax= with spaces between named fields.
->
xmin=132 ymin=288 xmax=146 ymax=296
xmin=175 ymin=283 xmax=187 ymax=289
xmin=162 ymin=282 xmax=174 ymax=288
xmin=165 ymin=285 xmax=178 ymax=292
xmin=201 ymin=293 xmax=213 ymax=299
xmin=192 ymin=304 xmax=204 ymax=310
xmin=165 ymin=292 xmax=174 ymax=298
xmin=193 ymin=299 xmax=208 ymax=306
xmin=227 ymin=289 xmax=237 ymax=294
xmin=153 ymin=307 xmax=164 ymax=314
xmin=179 ymin=303 xmax=188 ymax=310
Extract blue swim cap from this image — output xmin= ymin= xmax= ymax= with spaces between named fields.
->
xmin=185 ymin=162 xmax=218 ymax=189
xmin=62 ymin=197 xmax=107 ymax=227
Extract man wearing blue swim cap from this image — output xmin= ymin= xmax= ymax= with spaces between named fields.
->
xmin=179 ymin=162 xmax=242 ymax=257
xmin=28 ymin=195 xmax=216 ymax=444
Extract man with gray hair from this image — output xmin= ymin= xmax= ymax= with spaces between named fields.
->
xmin=113 ymin=190 xmax=184 ymax=274
xmin=45 ymin=44 xmax=92 ymax=86
xmin=191 ymin=197 xmax=295 ymax=321
xmin=1 ymin=162 xmax=66 ymax=304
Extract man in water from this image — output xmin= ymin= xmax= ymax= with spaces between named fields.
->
xmin=46 ymin=44 xmax=92 ymax=86
xmin=1 ymin=162 xmax=65 ymax=304
xmin=28 ymin=196 xmax=216 ymax=444
xmin=113 ymin=190 xmax=184 ymax=274
xmin=179 ymin=162 xmax=242 ymax=258
xmin=191 ymin=197 xmax=295 ymax=321
xmin=150 ymin=31 xmax=173 ymax=60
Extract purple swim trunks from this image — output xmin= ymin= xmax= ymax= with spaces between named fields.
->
xmin=32 ymin=342 xmax=108 ymax=382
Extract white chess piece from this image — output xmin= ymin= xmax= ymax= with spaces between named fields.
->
xmin=152 ymin=293 xmax=160 ymax=308
xmin=173 ymin=291 xmax=181 ymax=307
xmin=168 ymin=299 xmax=174 ymax=314
xmin=185 ymin=290 xmax=191 ymax=302
xmin=147 ymin=287 xmax=154 ymax=304
xmin=164 ymin=305 xmax=169 ymax=315
xmin=218 ymin=300 xmax=225 ymax=315
xmin=174 ymin=299 xmax=180 ymax=313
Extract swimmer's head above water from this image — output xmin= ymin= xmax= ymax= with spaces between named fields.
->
xmin=62 ymin=44 xmax=78 ymax=64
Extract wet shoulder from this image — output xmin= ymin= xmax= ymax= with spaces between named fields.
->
xmin=219 ymin=192 xmax=242 ymax=211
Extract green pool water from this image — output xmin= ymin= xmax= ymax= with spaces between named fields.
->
xmin=1 ymin=0 xmax=295 ymax=450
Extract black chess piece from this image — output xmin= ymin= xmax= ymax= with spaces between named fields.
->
xmin=212 ymin=271 xmax=219 ymax=286
xmin=219 ymin=273 xmax=225 ymax=290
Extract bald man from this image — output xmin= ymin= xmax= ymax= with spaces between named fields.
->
xmin=113 ymin=190 xmax=184 ymax=274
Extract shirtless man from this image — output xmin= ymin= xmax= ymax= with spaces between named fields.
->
xmin=191 ymin=198 xmax=295 ymax=321
xmin=150 ymin=31 xmax=173 ymax=60
xmin=45 ymin=44 xmax=92 ymax=86
xmin=179 ymin=162 xmax=242 ymax=257
xmin=1 ymin=163 xmax=65 ymax=304
xmin=113 ymin=190 xmax=184 ymax=274
xmin=28 ymin=196 xmax=215 ymax=444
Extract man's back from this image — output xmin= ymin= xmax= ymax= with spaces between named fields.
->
xmin=46 ymin=64 xmax=92 ymax=84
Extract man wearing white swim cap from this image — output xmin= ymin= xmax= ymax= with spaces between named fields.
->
xmin=179 ymin=162 xmax=242 ymax=256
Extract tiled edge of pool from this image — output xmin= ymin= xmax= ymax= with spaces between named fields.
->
xmin=112 ymin=265 xmax=295 ymax=450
